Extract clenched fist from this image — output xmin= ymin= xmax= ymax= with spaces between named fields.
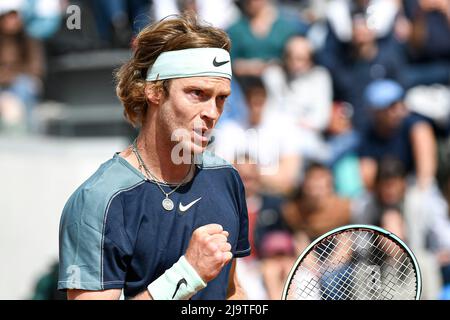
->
xmin=184 ymin=224 xmax=233 ymax=283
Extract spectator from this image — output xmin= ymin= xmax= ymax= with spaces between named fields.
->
xmin=400 ymin=0 xmax=450 ymax=87
xmin=352 ymin=156 xmax=450 ymax=299
xmin=262 ymin=35 xmax=334 ymax=164
xmin=352 ymin=156 xmax=410 ymax=237
xmin=227 ymin=0 xmax=301 ymax=77
xmin=324 ymin=101 xmax=364 ymax=198
xmin=233 ymin=154 xmax=288 ymax=299
xmin=262 ymin=35 xmax=333 ymax=135
xmin=212 ymin=76 xmax=303 ymax=195
xmin=319 ymin=7 xmax=405 ymax=131
xmin=0 ymin=1 xmax=44 ymax=132
xmin=282 ymin=163 xmax=351 ymax=241
xmin=259 ymin=231 xmax=297 ymax=300
xmin=358 ymin=79 xmax=437 ymax=190
xmin=403 ymin=0 xmax=450 ymax=62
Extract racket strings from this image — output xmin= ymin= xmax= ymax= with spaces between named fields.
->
xmin=287 ymin=230 xmax=418 ymax=300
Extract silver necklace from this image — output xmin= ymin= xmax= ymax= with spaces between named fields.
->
xmin=132 ymin=139 xmax=193 ymax=211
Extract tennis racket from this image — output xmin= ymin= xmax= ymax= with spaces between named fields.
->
xmin=282 ymin=224 xmax=422 ymax=300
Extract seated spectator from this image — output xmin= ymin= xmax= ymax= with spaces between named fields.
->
xmin=399 ymin=0 xmax=450 ymax=87
xmin=282 ymin=162 xmax=351 ymax=241
xmin=352 ymin=156 xmax=410 ymax=239
xmin=319 ymin=8 xmax=405 ymax=131
xmin=212 ymin=76 xmax=303 ymax=195
xmin=352 ymin=156 xmax=450 ymax=299
xmin=0 ymin=1 xmax=44 ymax=132
xmin=233 ymin=154 xmax=288 ymax=299
xmin=259 ymin=231 xmax=297 ymax=300
xmin=324 ymin=101 xmax=364 ymax=198
xmin=262 ymin=35 xmax=333 ymax=134
xmin=403 ymin=0 xmax=450 ymax=63
xmin=227 ymin=0 xmax=301 ymax=77
xmin=358 ymin=79 xmax=437 ymax=190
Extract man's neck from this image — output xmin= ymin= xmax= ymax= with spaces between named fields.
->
xmin=122 ymin=122 xmax=194 ymax=184
xmin=140 ymin=131 xmax=193 ymax=184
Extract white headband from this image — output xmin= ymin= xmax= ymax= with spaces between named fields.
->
xmin=146 ymin=48 xmax=232 ymax=81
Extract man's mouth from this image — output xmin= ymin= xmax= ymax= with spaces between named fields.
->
xmin=193 ymin=127 xmax=210 ymax=143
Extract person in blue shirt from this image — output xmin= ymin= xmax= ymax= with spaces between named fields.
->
xmin=58 ymin=13 xmax=250 ymax=300
xmin=358 ymin=79 xmax=437 ymax=191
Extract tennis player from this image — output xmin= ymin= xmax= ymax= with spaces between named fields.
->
xmin=57 ymin=14 xmax=250 ymax=300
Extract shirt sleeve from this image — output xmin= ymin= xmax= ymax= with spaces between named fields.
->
xmin=232 ymin=170 xmax=251 ymax=258
xmin=58 ymin=188 xmax=131 ymax=291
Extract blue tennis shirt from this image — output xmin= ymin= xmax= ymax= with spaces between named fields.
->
xmin=58 ymin=151 xmax=250 ymax=299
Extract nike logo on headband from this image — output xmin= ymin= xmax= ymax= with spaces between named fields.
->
xmin=213 ymin=57 xmax=229 ymax=67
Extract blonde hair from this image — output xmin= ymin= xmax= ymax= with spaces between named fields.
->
xmin=115 ymin=13 xmax=231 ymax=127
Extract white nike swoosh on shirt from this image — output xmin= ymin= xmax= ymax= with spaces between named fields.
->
xmin=179 ymin=197 xmax=202 ymax=212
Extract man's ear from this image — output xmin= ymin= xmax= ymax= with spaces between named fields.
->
xmin=145 ymin=83 xmax=162 ymax=106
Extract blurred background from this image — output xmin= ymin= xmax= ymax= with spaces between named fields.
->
xmin=1 ymin=0 xmax=450 ymax=300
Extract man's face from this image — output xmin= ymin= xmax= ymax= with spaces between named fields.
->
xmin=155 ymin=76 xmax=231 ymax=156
xmin=374 ymin=101 xmax=407 ymax=131
xmin=244 ymin=0 xmax=268 ymax=17
xmin=352 ymin=16 xmax=376 ymax=46
xmin=0 ymin=11 xmax=23 ymax=35
xmin=285 ymin=37 xmax=313 ymax=76
xmin=245 ymin=88 xmax=266 ymax=126
xmin=302 ymin=168 xmax=334 ymax=201
xmin=235 ymin=161 xmax=260 ymax=197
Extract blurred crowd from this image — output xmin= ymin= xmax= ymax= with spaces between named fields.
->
xmin=3 ymin=0 xmax=449 ymax=300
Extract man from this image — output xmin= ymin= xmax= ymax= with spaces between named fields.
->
xmin=58 ymin=14 xmax=250 ymax=300
xmin=358 ymin=79 xmax=437 ymax=191
xmin=213 ymin=75 xmax=302 ymax=195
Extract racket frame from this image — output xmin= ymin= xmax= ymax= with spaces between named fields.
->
xmin=281 ymin=224 xmax=422 ymax=300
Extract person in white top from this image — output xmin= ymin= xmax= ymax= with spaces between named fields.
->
xmin=212 ymin=76 xmax=303 ymax=195
xmin=262 ymin=36 xmax=333 ymax=162
xmin=263 ymin=35 xmax=333 ymax=133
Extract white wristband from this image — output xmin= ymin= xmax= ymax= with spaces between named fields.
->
xmin=147 ymin=255 xmax=207 ymax=300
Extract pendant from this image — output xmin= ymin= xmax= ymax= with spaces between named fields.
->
xmin=162 ymin=197 xmax=174 ymax=211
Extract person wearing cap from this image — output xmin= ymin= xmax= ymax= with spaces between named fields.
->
xmin=58 ymin=14 xmax=250 ymax=300
xmin=358 ymin=79 xmax=437 ymax=191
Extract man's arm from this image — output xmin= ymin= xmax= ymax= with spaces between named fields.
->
xmin=226 ymin=259 xmax=247 ymax=300
xmin=67 ymin=289 xmax=122 ymax=300
xmin=67 ymin=224 xmax=232 ymax=300
xmin=410 ymin=121 xmax=436 ymax=189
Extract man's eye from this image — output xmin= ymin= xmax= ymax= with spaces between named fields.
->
xmin=192 ymin=90 xmax=202 ymax=97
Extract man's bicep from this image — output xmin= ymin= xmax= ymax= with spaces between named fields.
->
xmin=67 ymin=289 xmax=122 ymax=300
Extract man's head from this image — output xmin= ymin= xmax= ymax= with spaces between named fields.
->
xmin=241 ymin=0 xmax=270 ymax=18
xmin=301 ymin=163 xmax=334 ymax=201
xmin=375 ymin=157 xmax=407 ymax=206
xmin=0 ymin=0 xmax=24 ymax=35
xmin=283 ymin=36 xmax=313 ymax=77
xmin=239 ymin=76 xmax=267 ymax=126
xmin=351 ymin=13 xmax=376 ymax=48
xmin=364 ymin=79 xmax=407 ymax=132
xmin=115 ymin=14 xmax=232 ymax=154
